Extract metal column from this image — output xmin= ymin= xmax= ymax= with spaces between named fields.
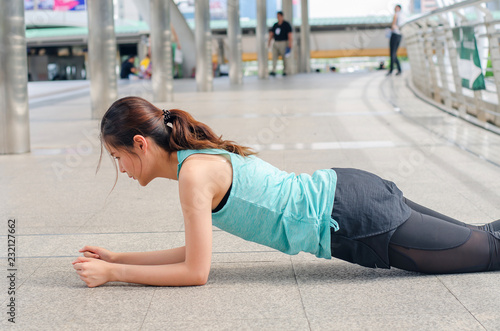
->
xmin=300 ymin=0 xmax=311 ymax=73
xmin=0 ymin=0 xmax=30 ymax=154
xmin=228 ymin=0 xmax=243 ymax=85
xmin=150 ymin=0 xmax=173 ymax=102
xmin=87 ymin=0 xmax=118 ymax=119
xmin=282 ymin=0 xmax=296 ymax=74
xmin=256 ymin=0 xmax=268 ymax=79
xmin=282 ymin=0 xmax=293 ymax=25
xmin=195 ymin=0 xmax=213 ymax=92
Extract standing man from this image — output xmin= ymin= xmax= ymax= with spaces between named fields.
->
xmin=387 ymin=5 xmax=402 ymax=76
xmin=268 ymin=11 xmax=292 ymax=76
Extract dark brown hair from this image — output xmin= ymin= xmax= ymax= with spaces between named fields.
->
xmin=99 ymin=96 xmax=254 ymax=163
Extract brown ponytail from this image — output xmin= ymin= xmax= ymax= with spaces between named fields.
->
xmin=100 ymin=96 xmax=255 ymax=157
xmin=167 ymin=108 xmax=255 ymax=156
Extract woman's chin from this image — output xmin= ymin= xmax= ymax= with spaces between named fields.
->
xmin=137 ymin=178 xmax=151 ymax=186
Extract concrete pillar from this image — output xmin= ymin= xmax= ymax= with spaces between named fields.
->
xmin=227 ymin=0 xmax=243 ymax=85
xmin=282 ymin=0 xmax=296 ymax=74
xmin=256 ymin=0 xmax=268 ymax=79
xmin=300 ymin=0 xmax=311 ymax=73
xmin=282 ymin=0 xmax=293 ymax=22
xmin=0 ymin=0 xmax=30 ymax=154
xmin=216 ymin=38 xmax=225 ymax=67
xmin=87 ymin=0 xmax=118 ymax=119
xmin=195 ymin=0 xmax=213 ymax=91
xmin=150 ymin=0 xmax=173 ymax=102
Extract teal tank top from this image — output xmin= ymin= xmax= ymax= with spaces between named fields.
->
xmin=177 ymin=149 xmax=339 ymax=259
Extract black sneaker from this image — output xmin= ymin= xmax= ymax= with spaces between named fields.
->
xmin=269 ymin=72 xmax=276 ymax=76
xmin=282 ymin=72 xmax=287 ymax=76
xmin=395 ymin=71 xmax=402 ymax=76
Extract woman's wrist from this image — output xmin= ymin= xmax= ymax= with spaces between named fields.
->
xmin=110 ymin=251 xmax=122 ymax=264
xmin=108 ymin=262 xmax=121 ymax=282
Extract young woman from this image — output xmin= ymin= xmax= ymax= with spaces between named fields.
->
xmin=387 ymin=4 xmax=403 ymax=76
xmin=72 ymin=96 xmax=500 ymax=287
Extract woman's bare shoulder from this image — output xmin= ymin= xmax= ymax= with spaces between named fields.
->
xmin=178 ymin=153 xmax=233 ymax=209
xmin=178 ymin=153 xmax=232 ymax=186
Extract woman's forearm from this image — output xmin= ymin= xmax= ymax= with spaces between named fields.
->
xmin=110 ymin=261 xmax=208 ymax=286
xmin=114 ymin=246 xmax=185 ymax=265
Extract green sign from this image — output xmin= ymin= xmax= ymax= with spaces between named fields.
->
xmin=452 ymin=26 xmax=486 ymax=90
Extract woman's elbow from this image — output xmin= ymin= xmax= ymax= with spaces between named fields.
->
xmin=185 ymin=266 xmax=209 ymax=286
xmin=190 ymin=270 xmax=209 ymax=286
xmin=192 ymin=277 xmax=208 ymax=286
xmin=189 ymin=274 xmax=208 ymax=286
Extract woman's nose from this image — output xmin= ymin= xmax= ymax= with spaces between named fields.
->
xmin=118 ymin=162 xmax=126 ymax=173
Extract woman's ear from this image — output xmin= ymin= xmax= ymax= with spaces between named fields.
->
xmin=133 ymin=135 xmax=148 ymax=152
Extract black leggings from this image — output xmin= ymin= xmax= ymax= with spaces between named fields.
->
xmin=389 ymin=198 xmax=500 ymax=273
xmin=389 ymin=33 xmax=402 ymax=73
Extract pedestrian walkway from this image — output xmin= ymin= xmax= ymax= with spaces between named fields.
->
xmin=1 ymin=71 xmax=499 ymax=330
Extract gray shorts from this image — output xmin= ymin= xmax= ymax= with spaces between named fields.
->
xmin=330 ymin=168 xmax=412 ymax=268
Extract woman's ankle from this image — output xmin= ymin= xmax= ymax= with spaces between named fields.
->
xmin=475 ymin=219 xmax=500 ymax=233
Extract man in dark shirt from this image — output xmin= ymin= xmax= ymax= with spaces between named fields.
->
xmin=120 ymin=56 xmax=137 ymax=79
xmin=268 ymin=11 xmax=292 ymax=76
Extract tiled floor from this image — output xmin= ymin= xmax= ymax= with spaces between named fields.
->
xmin=1 ymin=71 xmax=499 ymax=330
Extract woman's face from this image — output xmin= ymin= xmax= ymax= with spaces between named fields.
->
xmin=108 ymin=146 xmax=146 ymax=185
xmin=105 ymin=135 xmax=161 ymax=186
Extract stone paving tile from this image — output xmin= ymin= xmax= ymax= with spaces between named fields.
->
xmin=205 ymin=261 xmax=296 ymax=287
xmin=308 ymin=314 xmax=484 ymax=331
xmin=0 ymin=264 xmax=154 ymax=326
xmin=293 ymin=261 xmax=471 ymax=318
xmin=211 ymin=251 xmax=289 ymax=264
xmin=143 ymin=280 xmax=304 ymax=323
xmin=141 ymin=318 xmax=310 ymax=330
xmin=437 ymin=273 xmax=500 ymax=330
xmin=2 ymin=323 xmax=144 ymax=331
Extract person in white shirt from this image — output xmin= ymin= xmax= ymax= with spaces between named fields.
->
xmin=387 ymin=4 xmax=403 ymax=76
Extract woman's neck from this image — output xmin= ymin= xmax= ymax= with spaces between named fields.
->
xmin=153 ymin=150 xmax=179 ymax=180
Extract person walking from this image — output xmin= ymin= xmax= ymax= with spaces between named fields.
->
xmin=387 ymin=5 xmax=403 ymax=76
xmin=268 ymin=11 xmax=293 ymax=77
xmin=72 ymin=96 xmax=500 ymax=287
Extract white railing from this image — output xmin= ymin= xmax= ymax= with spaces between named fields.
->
xmin=402 ymin=0 xmax=500 ymax=131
